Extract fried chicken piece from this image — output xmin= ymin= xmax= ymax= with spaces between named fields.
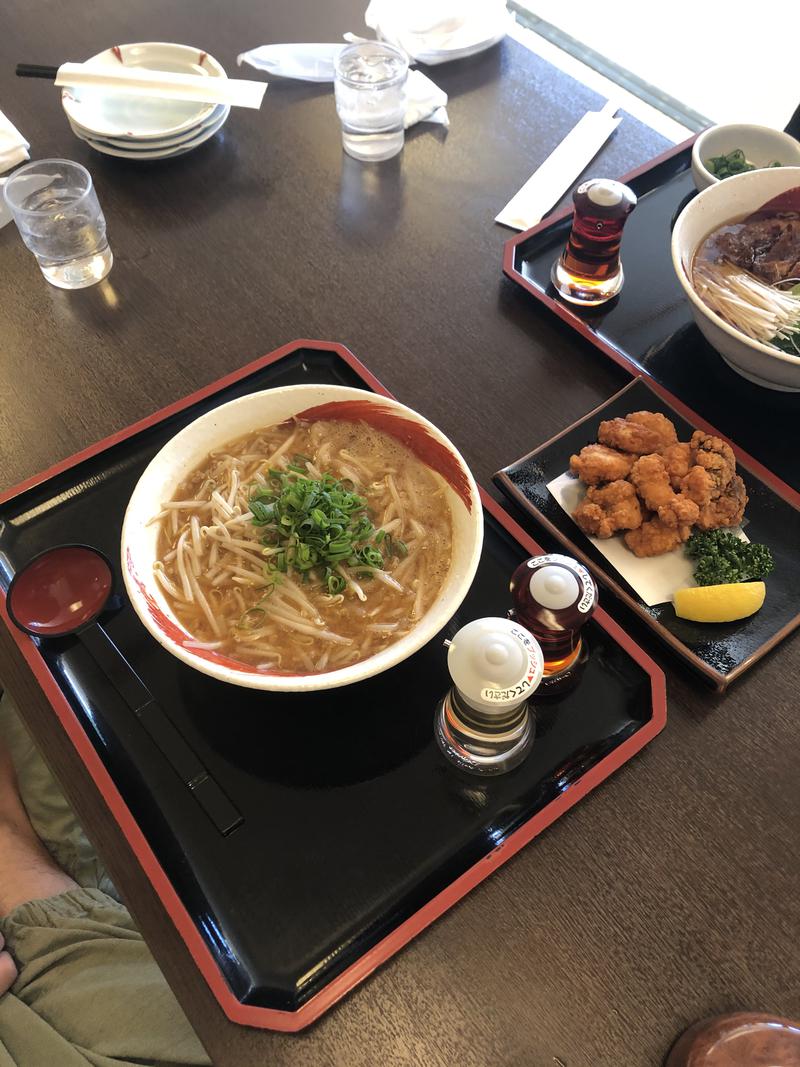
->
xmin=572 ymin=480 xmax=643 ymax=539
xmin=690 ymin=431 xmax=736 ymax=498
xmin=626 ymin=411 xmax=678 ymax=449
xmin=629 ymin=454 xmax=700 ymax=529
xmin=660 ymin=442 xmax=692 ymax=488
xmin=569 ymin=444 xmax=635 ymax=485
xmin=629 ymin=454 xmax=676 ymax=511
xmin=624 ymin=516 xmax=693 ymax=557
xmin=679 ymin=465 xmax=714 ymax=508
xmin=695 ymin=474 xmax=748 ymax=531
xmin=598 ymin=417 xmax=667 ymax=455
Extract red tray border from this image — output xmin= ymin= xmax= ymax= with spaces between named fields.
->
xmin=0 ymin=339 xmax=667 ymax=1032
xmin=502 ymin=135 xmax=800 ymax=512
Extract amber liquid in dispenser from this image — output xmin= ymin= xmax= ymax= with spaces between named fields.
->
xmin=551 ymin=179 xmax=637 ymax=306
xmin=510 ymin=554 xmax=597 ymax=689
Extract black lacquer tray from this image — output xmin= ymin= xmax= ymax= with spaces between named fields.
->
xmin=495 ymin=378 xmax=800 ymax=692
xmin=0 ymin=340 xmax=666 ymax=1031
xmin=503 ymin=138 xmax=800 ymax=494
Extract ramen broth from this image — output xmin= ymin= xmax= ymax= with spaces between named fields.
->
xmin=153 ymin=418 xmax=453 ymax=674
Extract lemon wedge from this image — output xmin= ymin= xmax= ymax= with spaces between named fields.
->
xmin=674 ymin=582 xmax=766 ymax=623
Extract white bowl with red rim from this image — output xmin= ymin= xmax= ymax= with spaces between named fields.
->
xmin=121 ymin=384 xmax=484 ymax=692
xmin=671 ymin=165 xmax=800 ymax=391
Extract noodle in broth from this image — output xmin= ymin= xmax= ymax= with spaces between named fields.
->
xmin=153 ymin=418 xmax=453 ymax=674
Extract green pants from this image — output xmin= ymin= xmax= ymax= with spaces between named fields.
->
xmin=0 ymin=693 xmax=212 ymax=1067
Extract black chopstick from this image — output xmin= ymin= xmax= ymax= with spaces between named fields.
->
xmin=16 ymin=64 xmax=59 ymax=79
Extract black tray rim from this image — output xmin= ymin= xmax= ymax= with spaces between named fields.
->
xmin=0 ymin=339 xmax=667 ymax=1031
xmin=501 ymin=135 xmax=800 ymax=516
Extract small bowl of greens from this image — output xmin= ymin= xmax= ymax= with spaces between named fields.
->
xmin=691 ymin=124 xmax=800 ymax=192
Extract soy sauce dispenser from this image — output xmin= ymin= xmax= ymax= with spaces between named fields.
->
xmin=551 ymin=178 xmax=637 ymax=306
xmin=510 ymin=554 xmax=597 ymax=693
xmin=435 ymin=618 xmax=544 ymax=776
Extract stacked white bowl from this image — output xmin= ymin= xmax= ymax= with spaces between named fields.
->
xmin=62 ymin=43 xmax=230 ymax=161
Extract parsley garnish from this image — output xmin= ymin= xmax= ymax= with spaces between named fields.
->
xmin=685 ymin=530 xmax=774 ymax=586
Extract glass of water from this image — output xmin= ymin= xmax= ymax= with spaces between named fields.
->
xmin=3 ymin=159 xmax=112 ymax=289
xmin=334 ymin=42 xmax=409 ymax=162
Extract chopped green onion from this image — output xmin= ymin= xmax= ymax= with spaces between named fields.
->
xmin=326 ymin=571 xmax=346 ymax=595
xmin=237 ymin=607 xmax=266 ymax=630
xmin=703 ymin=147 xmax=780 ymax=181
xmin=250 ymin=470 xmax=391 ymax=592
xmin=360 ymin=546 xmax=385 ymax=569
xmin=250 ymin=499 xmax=274 ymax=524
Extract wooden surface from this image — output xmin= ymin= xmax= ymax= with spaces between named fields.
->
xmin=1 ymin=2 xmax=798 ymax=1065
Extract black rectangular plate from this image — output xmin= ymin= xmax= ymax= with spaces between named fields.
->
xmin=503 ymin=140 xmax=800 ymax=493
xmin=494 ymin=377 xmax=800 ymax=691
xmin=0 ymin=342 xmax=665 ymax=1030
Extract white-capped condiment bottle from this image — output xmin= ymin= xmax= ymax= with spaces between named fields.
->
xmin=434 ymin=617 xmax=544 ymax=776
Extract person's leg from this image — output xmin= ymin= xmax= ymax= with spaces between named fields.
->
xmin=0 ymin=724 xmax=211 ymax=1066
xmin=0 ymin=738 xmax=78 ymax=915
xmin=0 ymin=691 xmax=118 ymax=900
xmin=0 ymin=931 xmax=16 ymax=996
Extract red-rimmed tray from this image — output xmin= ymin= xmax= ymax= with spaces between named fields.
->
xmin=0 ymin=340 xmax=666 ymax=1031
xmin=502 ymin=137 xmax=800 ymax=494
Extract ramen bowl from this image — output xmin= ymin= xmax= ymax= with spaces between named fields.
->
xmin=671 ymin=165 xmax=800 ymax=392
xmin=122 ymin=384 xmax=484 ymax=692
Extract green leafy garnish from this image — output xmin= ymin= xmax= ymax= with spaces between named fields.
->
xmin=249 ymin=470 xmax=400 ymax=589
xmin=704 ymin=148 xmax=783 ymax=180
xmin=685 ymin=530 xmax=774 ymax=586
xmin=704 ymin=148 xmax=755 ymax=179
xmin=771 ymin=283 xmax=800 ymax=353
xmin=771 ymin=332 xmax=800 ymax=355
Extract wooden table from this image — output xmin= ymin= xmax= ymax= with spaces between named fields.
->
xmin=1 ymin=2 xmax=798 ymax=1064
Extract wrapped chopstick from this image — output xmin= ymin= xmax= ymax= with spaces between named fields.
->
xmin=54 ymin=63 xmax=267 ymax=109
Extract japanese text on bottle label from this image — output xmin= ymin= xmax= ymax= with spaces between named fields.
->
xmin=480 ymin=626 xmax=543 ymax=703
xmin=526 ymin=553 xmax=595 ymax=613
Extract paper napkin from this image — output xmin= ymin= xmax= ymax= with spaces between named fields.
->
xmin=496 ymin=101 xmax=622 ymax=231
xmin=238 ymin=45 xmax=448 ymax=127
xmin=237 ymin=43 xmax=344 ymax=83
xmin=0 ymin=109 xmax=29 ymax=174
xmin=0 ymin=109 xmax=29 ymax=229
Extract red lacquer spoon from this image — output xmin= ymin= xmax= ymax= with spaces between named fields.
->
xmin=7 ymin=544 xmax=114 ymax=638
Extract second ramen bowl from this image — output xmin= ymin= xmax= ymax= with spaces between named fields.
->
xmin=122 ymin=384 xmax=484 ymax=692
